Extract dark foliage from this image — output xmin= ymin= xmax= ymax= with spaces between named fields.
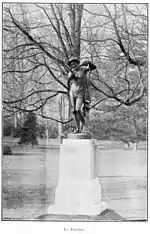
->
xmin=12 ymin=126 xmax=22 ymax=138
xmin=3 ymin=145 xmax=12 ymax=155
xmin=3 ymin=122 xmax=14 ymax=136
xmin=48 ymin=124 xmax=58 ymax=138
xmin=18 ymin=112 xmax=38 ymax=147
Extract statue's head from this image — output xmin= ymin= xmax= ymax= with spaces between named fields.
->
xmin=68 ymin=57 xmax=80 ymax=70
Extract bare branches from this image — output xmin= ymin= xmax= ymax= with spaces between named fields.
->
xmin=11 ymin=93 xmax=59 ymax=112
xmin=3 ymin=89 xmax=67 ymax=104
xmin=36 ymin=113 xmax=73 ymax=124
xmin=42 ymin=60 xmax=68 ymax=90
xmin=104 ymin=4 xmax=146 ymax=67
xmin=36 ymin=4 xmax=68 ymax=60
xmin=3 ymin=64 xmax=41 ymax=74
xmin=3 ymin=3 xmax=147 ymax=123
xmin=82 ymin=4 xmax=147 ymax=107
xmin=7 ymin=8 xmax=66 ymax=67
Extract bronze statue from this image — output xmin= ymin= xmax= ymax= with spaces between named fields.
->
xmin=68 ymin=57 xmax=96 ymax=133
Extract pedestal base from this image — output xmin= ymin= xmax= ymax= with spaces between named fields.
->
xmin=47 ymin=139 xmax=107 ymax=216
xmin=68 ymin=131 xmax=91 ymax=139
xmin=48 ymin=179 xmax=107 ymax=215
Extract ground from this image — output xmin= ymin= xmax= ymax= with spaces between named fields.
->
xmin=2 ymin=137 xmax=147 ymax=221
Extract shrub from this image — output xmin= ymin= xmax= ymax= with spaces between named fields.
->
xmin=3 ymin=123 xmax=14 ymax=136
xmin=18 ymin=112 xmax=38 ymax=147
xmin=63 ymin=123 xmax=75 ymax=136
xmin=12 ymin=126 xmax=22 ymax=138
xmin=3 ymin=145 xmax=12 ymax=155
xmin=37 ymin=124 xmax=46 ymax=138
xmin=48 ymin=124 xmax=58 ymax=138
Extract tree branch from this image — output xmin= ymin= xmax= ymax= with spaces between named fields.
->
xmin=7 ymin=9 xmax=66 ymax=67
xmin=104 ymin=4 xmax=146 ymax=67
xmin=3 ymin=89 xmax=67 ymax=104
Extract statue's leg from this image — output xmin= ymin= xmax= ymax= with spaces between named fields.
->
xmin=80 ymin=103 xmax=85 ymax=132
xmin=70 ymin=92 xmax=80 ymax=133
xmin=81 ymin=101 xmax=90 ymax=132
xmin=76 ymin=97 xmax=85 ymax=133
xmin=72 ymin=109 xmax=80 ymax=133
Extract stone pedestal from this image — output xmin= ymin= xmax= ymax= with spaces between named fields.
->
xmin=48 ymin=138 xmax=107 ymax=216
xmin=68 ymin=132 xmax=91 ymax=139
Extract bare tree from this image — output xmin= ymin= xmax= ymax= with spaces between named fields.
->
xmin=3 ymin=3 xmax=147 ymax=127
xmin=3 ymin=4 xmax=84 ymax=122
xmin=82 ymin=4 xmax=147 ymax=110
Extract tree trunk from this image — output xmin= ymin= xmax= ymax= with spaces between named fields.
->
xmin=58 ymin=94 xmax=63 ymax=138
xmin=45 ymin=120 xmax=49 ymax=145
xmin=14 ymin=113 xmax=17 ymax=128
xmin=58 ymin=122 xmax=63 ymax=136
xmin=68 ymin=4 xmax=83 ymax=57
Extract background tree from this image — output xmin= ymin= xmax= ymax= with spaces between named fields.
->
xmin=82 ymin=4 xmax=147 ymax=108
xmin=3 ymin=3 xmax=147 ymax=141
xmin=18 ymin=112 xmax=38 ymax=146
xmin=3 ymin=4 xmax=84 ymax=128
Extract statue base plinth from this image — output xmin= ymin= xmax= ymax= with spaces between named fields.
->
xmin=68 ymin=131 xmax=91 ymax=139
xmin=47 ymin=139 xmax=107 ymax=216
